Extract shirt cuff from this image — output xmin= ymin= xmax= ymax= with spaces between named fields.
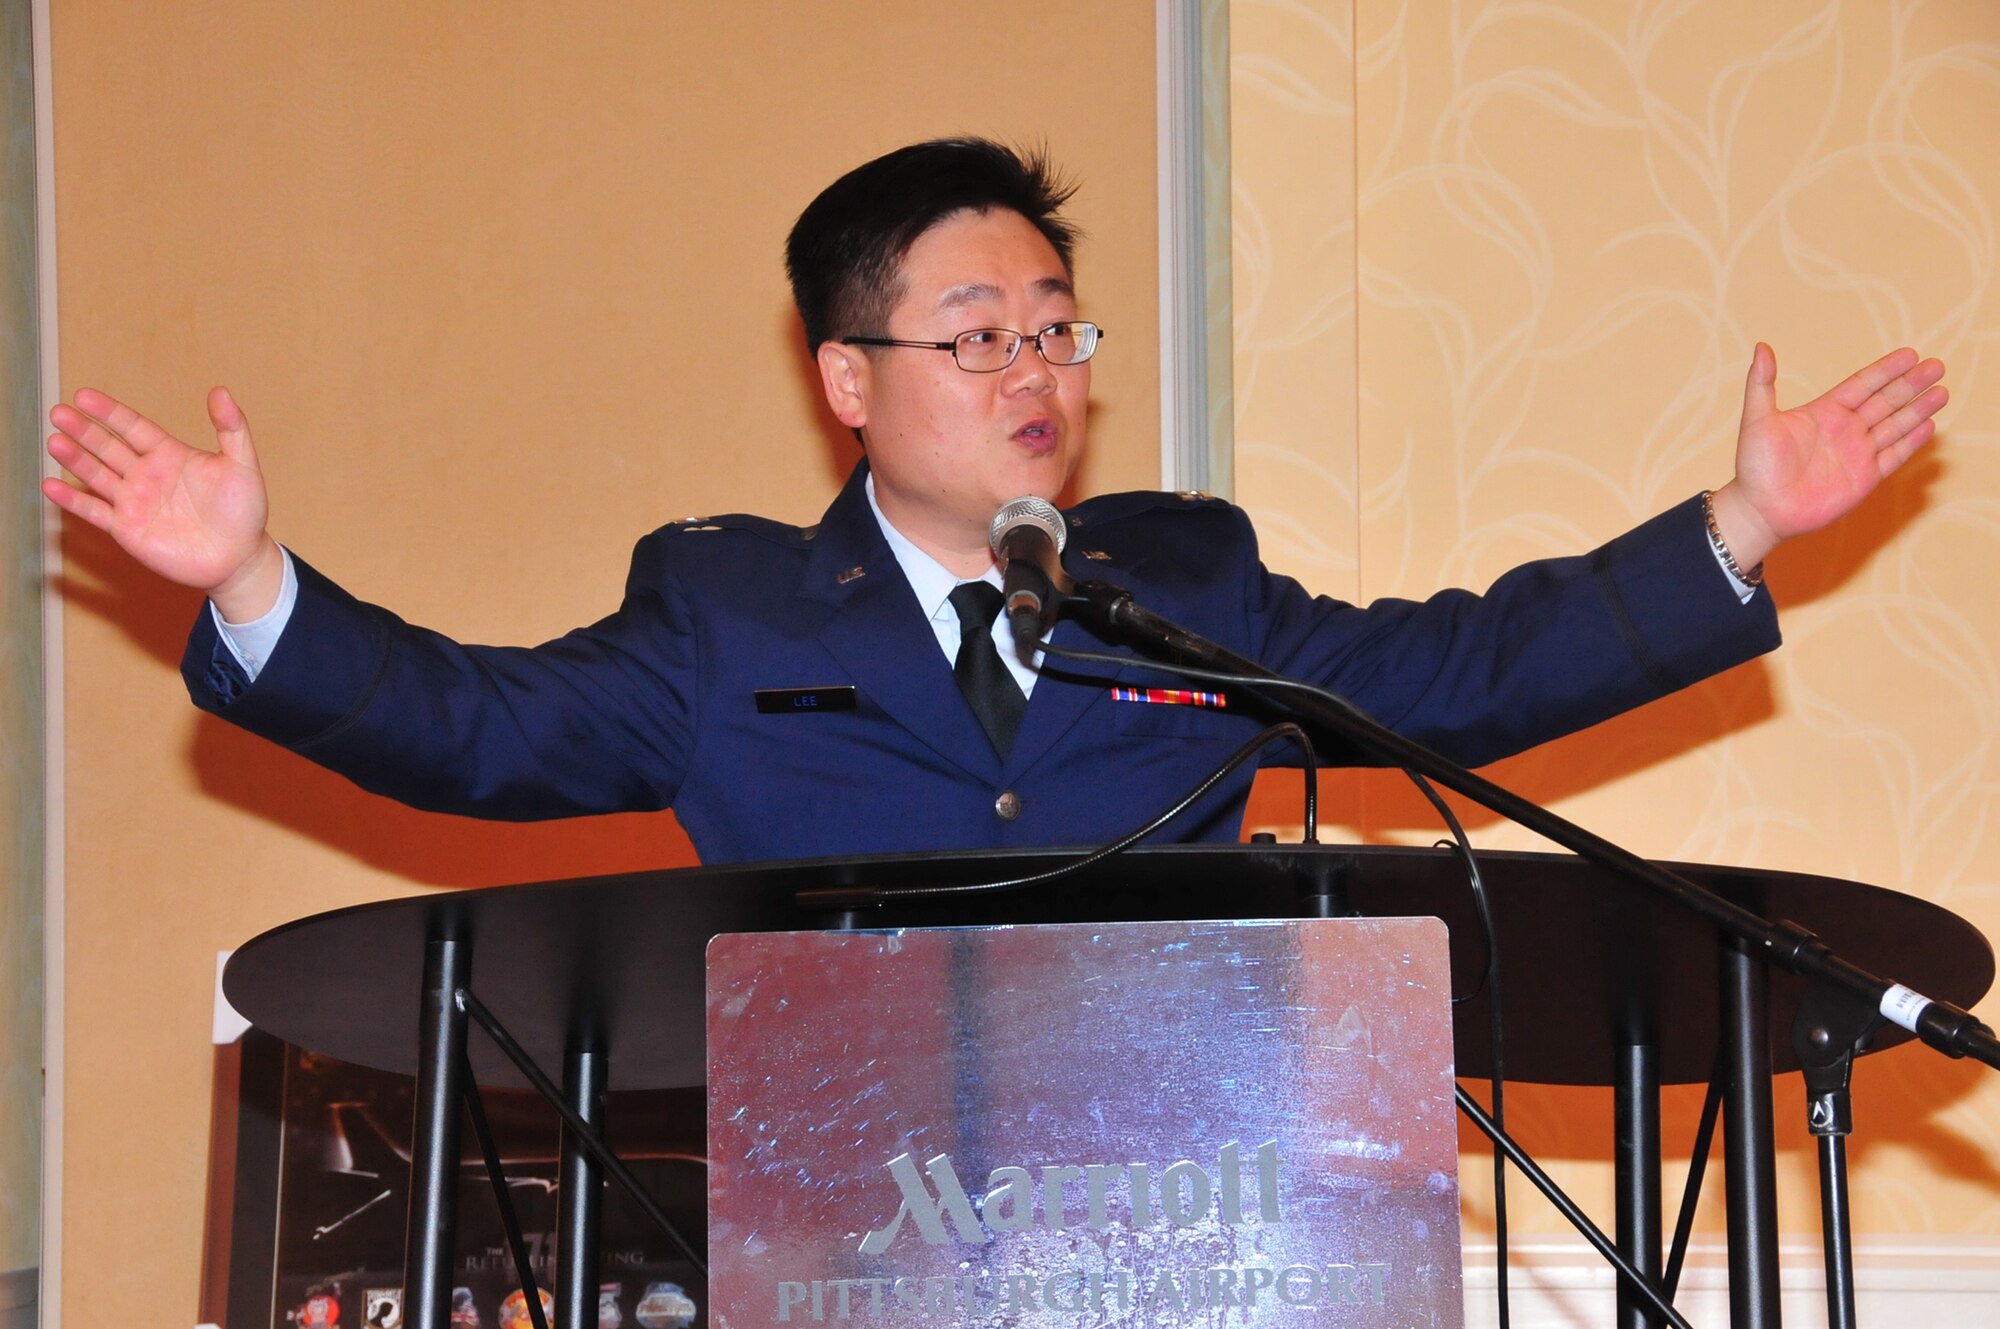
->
xmin=209 ymin=546 xmax=298 ymax=682
xmin=1704 ymin=530 xmax=1758 ymax=603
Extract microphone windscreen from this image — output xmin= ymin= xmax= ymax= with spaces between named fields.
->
xmin=988 ymin=496 xmax=1067 ymax=557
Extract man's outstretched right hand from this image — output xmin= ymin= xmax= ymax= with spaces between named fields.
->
xmin=44 ymin=386 xmax=285 ymax=623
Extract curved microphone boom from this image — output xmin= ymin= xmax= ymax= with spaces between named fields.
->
xmin=988 ymin=497 xmax=1069 ymax=651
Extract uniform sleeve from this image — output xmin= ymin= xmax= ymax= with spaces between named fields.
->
xmin=181 ymin=536 xmax=699 ymax=820
xmin=1245 ymin=494 xmax=1780 ymax=768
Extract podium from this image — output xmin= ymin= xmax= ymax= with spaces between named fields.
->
xmin=707 ymin=917 xmax=1462 ymax=1326
xmin=223 ymin=844 xmax=1993 ymax=1329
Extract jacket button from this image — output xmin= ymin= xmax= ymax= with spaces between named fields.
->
xmin=994 ymin=790 xmax=1022 ymax=821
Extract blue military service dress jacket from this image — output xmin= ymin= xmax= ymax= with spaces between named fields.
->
xmin=183 ymin=462 xmax=1779 ymax=864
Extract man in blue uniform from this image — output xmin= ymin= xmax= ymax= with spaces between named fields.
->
xmin=41 ymin=140 xmax=1949 ymax=863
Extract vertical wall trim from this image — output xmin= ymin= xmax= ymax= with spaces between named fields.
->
xmin=32 ymin=0 xmax=60 ymax=1320
xmin=1157 ymin=0 xmax=1220 ymax=495
xmin=1346 ymin=0 xmax=1361 ymax=605
xmin=1157 ymin=0 xmax=1233 ymax=495
xmin=1198 ymin=0 xmax=1233 ymax=497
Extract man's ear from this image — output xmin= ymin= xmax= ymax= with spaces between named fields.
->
xmin=816 ymin=341 xmax=871 ymax=430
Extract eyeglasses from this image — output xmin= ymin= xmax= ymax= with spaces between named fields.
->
xmin=839 ymin=321 xmax=1104 ymax=373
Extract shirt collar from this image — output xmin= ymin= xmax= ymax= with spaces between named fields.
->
xmin=864 ymin=472 xmax=1001 ymax=622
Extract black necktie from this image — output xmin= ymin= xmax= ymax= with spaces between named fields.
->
xmin=948 ymin=581 xmax=1026 ymax=757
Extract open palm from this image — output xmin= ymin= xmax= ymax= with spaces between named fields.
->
xmin=44 ymin=386 xmax=277 ymax=600
xmin=1731 ymin=344 xmax=1946 ymax=547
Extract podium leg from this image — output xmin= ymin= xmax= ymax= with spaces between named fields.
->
xmin=1615 ymin=1039 xmax=1664 ymax=1329
xmin=557 ymin=1048 xmax=608 ymax=1329
xmin=1720 ymin=940 xmax=1782 ymax=1328
xmin=1796 ymin=983 xmax=1872 ymax=1329
xmin=405 ymin=938 xmax=472 ymax=1329
xmin=1816 ymin=1132 xmax=1857 ymax=1329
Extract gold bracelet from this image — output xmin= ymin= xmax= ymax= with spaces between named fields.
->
xmin=1703 ymin=489 xmax=1764 ymax=588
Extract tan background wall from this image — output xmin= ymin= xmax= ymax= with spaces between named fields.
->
xmin=46 ymin=5 xmax=1159 ymax=1322
xmin=48 ymin=0 xmax=2000 ymax=1319
xmin=1232 ymin=0 xmax=2000 ymax=1243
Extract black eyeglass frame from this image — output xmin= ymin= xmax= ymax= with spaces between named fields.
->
xmin=838 ymin=321 xmax=1105 ymax=373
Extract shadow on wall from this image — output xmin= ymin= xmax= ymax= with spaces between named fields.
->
xmin=1451 ymin=1046 xmax=1999 ymax=1233
xmin=189 ymin=719 xmax=700 ymax=890
xmin=1240 ymin=445 xmax=1948 ymax=842
xmin=55 ymin=520 xmax=699 ymax=893
xmin=0 ymin=1269 xmax=32 ymax=1329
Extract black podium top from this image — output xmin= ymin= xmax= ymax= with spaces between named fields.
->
xmin=224 ymin=844 xmax=1992 ymax=1090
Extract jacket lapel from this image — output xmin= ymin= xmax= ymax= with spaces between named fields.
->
xmin=801 ymin=464 xmax=1005 ymax=783
xmin=1000 ymin=544 xmax=1130 ymax=779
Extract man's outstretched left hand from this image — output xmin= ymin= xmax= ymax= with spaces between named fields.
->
xmin=1710 ymin=343 xmax=1947 ymax=573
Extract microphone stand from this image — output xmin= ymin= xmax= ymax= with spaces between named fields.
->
xmin=1061 ymin=576 xmax=2000 ymax=1329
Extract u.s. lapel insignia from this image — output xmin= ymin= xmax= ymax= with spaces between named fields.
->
xmin=835 ymin=565 xmax=867 ymax=585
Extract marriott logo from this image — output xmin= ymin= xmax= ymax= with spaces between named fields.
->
xmin=858 ymin=1140 xmax=1283 ymax=1255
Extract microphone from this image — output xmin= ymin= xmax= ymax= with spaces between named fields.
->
xmin=988 ymin=497 xmax=1069 ymax=650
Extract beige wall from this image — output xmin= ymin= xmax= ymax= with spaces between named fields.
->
xmin=47 ymin=5 xmax=1159 ymax=1321
xmin=1233 ymin=0 xmax=2000 ymax=1243
xmin=52 ymin=0 xmax=2000 ymax=1315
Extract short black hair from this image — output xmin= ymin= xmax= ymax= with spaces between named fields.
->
xmin=786 ymin=138 xmax=1080 ymax=353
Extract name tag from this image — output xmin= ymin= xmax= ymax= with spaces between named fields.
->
xmin=755 ymin=686 xmax=858 ymax=715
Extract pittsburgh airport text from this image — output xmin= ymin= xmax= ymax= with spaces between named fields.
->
xmin=775 ymin=1263 xmax=1392 ymax=1321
